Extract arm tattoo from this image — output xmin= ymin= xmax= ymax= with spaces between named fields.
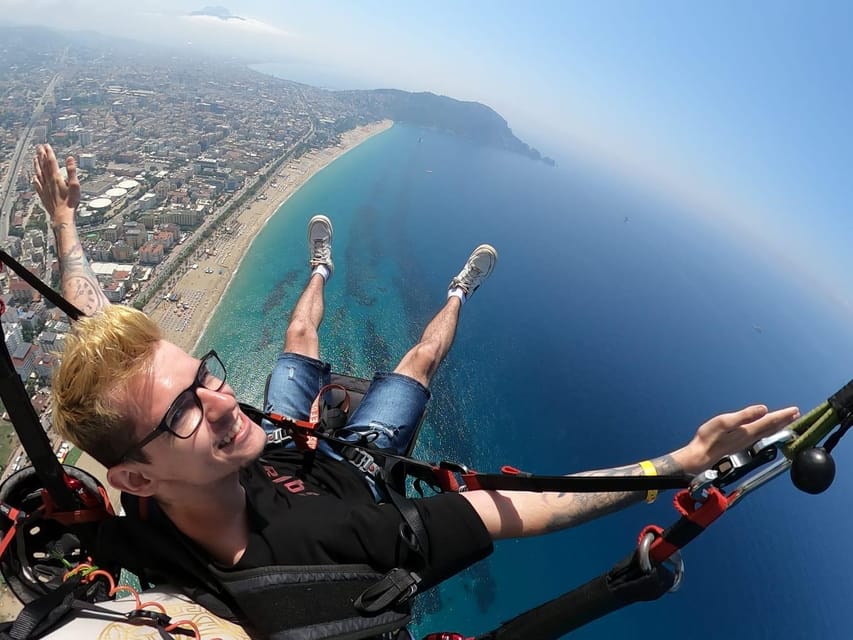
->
xmin=542 ymin=454 xmax=684 ymax=533
xmin=54 ymin=227 xmax=110 ymax=315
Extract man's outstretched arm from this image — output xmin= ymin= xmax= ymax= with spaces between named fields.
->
xmin=463 ymin=404 xmax=800 ymax=539
xmin=32 ymin=144 xmax=110 ymax=316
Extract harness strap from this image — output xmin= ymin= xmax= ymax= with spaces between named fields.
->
xmin=640 ymin=487 xmax=730 ymax=564
xmin=353 ymin=567 xmax=421 ymax=613
xmin=0 ymin=336 xmax=77 ymax=511
xmin=0 ymin=575 xmax=83 ymax=639
xmin=461 ymin=467 xmax=690 ymax=494
xmin=472 ymin=550 xmax=675 ymax=640
xmin=0 ymin=504 xmax=24 ymax=559
xmin=0 ymin=249 xmax=82 ymax=320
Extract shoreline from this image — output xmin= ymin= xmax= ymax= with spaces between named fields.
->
xmin=0 ymin=120 xmax=394 ymax=622
xmin=146 ymin=120 xmax=393 ymax=354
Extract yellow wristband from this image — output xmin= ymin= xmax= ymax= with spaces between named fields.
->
xmin=639 ymin=460 xmax=658 ymax=504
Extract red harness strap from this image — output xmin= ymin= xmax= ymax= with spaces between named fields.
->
xmin=639 ymin=487 xmax=731 ymax=564
xmin=0 ymin=502 xmax=25 ymax=558
xmin=268 ymin=383 xmax=350 ymax=450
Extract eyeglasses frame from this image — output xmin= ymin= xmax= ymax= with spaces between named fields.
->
xmin=112 ymin=350 xmax=227 ymax=466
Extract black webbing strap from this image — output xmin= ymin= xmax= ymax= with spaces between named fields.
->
xmin=0 ymin=249 xmax=82 ymax=320
xmin=0 ymin=574 xmax=82 ymax=639
xmin=475 ymin=552 xmax=675 ymax=640
xmin=461 ymin=472 xmax=690 ymax=493
xmin=826 ymin=379 xmax=853 ymax=454
xmin=353 ymin=567 xmax=421 ymax=613
xmin=0 ymin=329 xmax=76 ymax=510
xmin=829 ymin=378 xmax=853 ymax=419
xmin=244 ymin=403 xmax=695 ymax=496
xmin=0 ymin=248 xmax=82 ymax=510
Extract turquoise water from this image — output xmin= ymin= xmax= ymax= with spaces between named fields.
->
xmin=200 ymin=125 xmax=853 ymax=638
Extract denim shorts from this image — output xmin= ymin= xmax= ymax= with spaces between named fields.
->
xmin=264 ymin=352 xmax=430 ymax=458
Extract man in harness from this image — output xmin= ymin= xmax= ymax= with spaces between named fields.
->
xmin=32 ymin=144 xmax=801 ymax=634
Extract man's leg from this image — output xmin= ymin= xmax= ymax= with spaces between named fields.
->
xmin=283 ymin=215 xmax=334 ymax=358
xmin=265 ymin=215 xmax=334 ymax=430
xmin=344 ymin=244 xmax=498 ymax=454
xmin=394 ymin=243 xmax=498 ymax=386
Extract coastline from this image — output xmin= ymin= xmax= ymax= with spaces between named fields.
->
xmin=145 ymin=119 xmax=393 ymax=354
xmin=0 ymin=120 xmax=393 ymax=623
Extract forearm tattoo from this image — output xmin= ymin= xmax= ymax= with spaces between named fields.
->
xmin=54 ymin=223 xmax=109 ymax=315
xmin=543 ymin=454 xmax=683 ymax=533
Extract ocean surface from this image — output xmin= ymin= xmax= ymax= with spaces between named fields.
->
xmin=199 ymin=124 xmax=853 ymax=639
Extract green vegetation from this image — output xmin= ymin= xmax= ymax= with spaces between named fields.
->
xmin=0 ymin=420 xmax=20 ymax=473
xmin=336 ymin=89 xmax=554 ymax=164
xmin=63 ymin=446 xmax=82 ymax=467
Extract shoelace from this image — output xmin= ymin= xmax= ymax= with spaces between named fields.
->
xmin=312 ymin=240 xmax=331 ymax=262
xmin=458 ymin=264 xmax=482 ymax=287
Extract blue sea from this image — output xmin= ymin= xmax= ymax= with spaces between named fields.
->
xmin=199 ymin=124 xmax=853 ymax=639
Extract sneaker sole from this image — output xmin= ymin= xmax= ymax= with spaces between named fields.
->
xmin=470 ymin=243 xmax=498 ymax=278
xmin=307 ymin=214 xmax=333 ymax=243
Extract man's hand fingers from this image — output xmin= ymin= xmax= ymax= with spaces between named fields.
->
xmin=717 ymin=405 xmax=768 ymax=430
xmin=744 ymin=406 xmax=800 ymax=440
xmin=65 ymin=156 xmax=78 ymax=185
xmin=32 ymin=156 xmax=42 ymax=190
xmin=44 ymin=144 xmax=60 ymax=172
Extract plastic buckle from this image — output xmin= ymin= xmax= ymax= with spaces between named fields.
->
xmin=127 ymin=609 xmax=172 ymax=627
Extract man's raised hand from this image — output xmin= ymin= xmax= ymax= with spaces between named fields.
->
xmin=32 ymin=144 xmax=80 ymax=223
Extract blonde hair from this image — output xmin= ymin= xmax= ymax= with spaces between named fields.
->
xmin=52 ymin=305 xmax=162 ymax=467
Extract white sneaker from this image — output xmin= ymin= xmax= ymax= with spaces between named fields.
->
xmin=448 ymin=244 xmax=497 ymax=297
xmin=307 ymin=214 xmax=333 ymax=273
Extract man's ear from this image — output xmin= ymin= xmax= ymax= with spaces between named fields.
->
xmin=107 ymin=463 xmax=157 ymax=497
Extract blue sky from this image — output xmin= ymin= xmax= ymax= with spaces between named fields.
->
xmin=4 ymin=0 xmax=853 ymax=311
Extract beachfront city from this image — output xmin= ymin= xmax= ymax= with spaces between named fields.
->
xmin=0 ymin=22 xmax=547 ymax=620
xmin=0 ymin=35 xmax=398 ymax=496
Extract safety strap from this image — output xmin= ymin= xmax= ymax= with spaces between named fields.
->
xmin=0 ymin=249 xmax=82 ymax=320
xmin=0 ymin=573 xmax=127 ymax=640
xmin=471 ymin=550 xmax=676 ymax=640
xmin=639 ymin=487 xmax=729 ymax=565
xmin=0 ymin=251 xmax=88 ymax=511
xmin=244 ymin=403 xmax=693 ymax=496
xmin=0 ymin=323 xmax=77 ymax=511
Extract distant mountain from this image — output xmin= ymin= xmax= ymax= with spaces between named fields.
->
xmin=336 ymin=89 xmax=555 ymax=166
xmin=0 ymin=24 xmax=553 ymax=165
xmin=188 ymin=6 xmax=247 ymax=22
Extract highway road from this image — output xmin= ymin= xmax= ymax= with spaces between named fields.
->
xmin=0 ymin=72 xmax=62 ymax=243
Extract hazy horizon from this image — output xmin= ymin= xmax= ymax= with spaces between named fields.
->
xmin=2 ymin=1 xmax=852 ymax=317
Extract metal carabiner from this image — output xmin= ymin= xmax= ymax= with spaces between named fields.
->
xmin=638 ymin=531 xmax=685 ymax=592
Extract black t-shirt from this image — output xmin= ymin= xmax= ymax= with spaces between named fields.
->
xmin=233 ymin=448 xmax=493 ymax=589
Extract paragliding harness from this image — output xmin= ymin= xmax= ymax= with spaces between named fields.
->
xmin=0 ymin=247 xmax=851 ymax=640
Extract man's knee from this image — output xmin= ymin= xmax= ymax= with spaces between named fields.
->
xmin=284 ymin=319 xmax=318 ymax=354
xmin=395 ymin=342 xmax=440 ymax=384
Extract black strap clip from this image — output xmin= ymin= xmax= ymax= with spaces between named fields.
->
xmin=127 ymin=608 xmax=173 ymax=628
xmin=354 ymin=567 xmax=422 ymax=613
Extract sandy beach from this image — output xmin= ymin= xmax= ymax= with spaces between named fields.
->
xmin=145 ymin=119 xmax=393 ymax=353
xmin=0 ymin=120 xmax=393 ymax=623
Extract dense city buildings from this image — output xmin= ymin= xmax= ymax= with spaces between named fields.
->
xmin=0 ymin=28 xmax=381 ymax=457
xmin=0 ymin=25 xmax=539 ymax=473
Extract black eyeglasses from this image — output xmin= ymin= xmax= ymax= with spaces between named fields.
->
xmin=113 ymin=350 xmax=227 ymax=465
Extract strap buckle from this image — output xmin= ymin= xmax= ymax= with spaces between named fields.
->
xmin=350 ymin=449 xmax=381 ymax=477
xmin=266 ymin=427 xmax=291 ymax=445
xmin=126 ymin=608 xmax=172 ymax=627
